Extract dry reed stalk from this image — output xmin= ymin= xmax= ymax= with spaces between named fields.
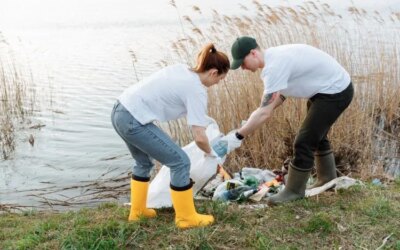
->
xmin=164 ymin=1 xmax=400 ymax=178
xmin=0 ymin=38 xmax=36 ymax=159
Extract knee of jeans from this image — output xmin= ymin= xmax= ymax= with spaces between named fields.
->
xmin=180 ymin=153 xmax=191 ymax=169
xmin=170 ymin=152 xmax=191 ymax=171
xmin=135 ymin=161 xmax=154 ymax=170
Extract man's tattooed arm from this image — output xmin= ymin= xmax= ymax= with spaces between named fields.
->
xmin=260 ymin=92 xmax=286 ymax=109
xmin=237 ymin=91 xmax=284 ymax=137
xmin=261 ymin=92 xmax=279 ymax=107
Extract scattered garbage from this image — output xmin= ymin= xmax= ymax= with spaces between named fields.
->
xmin=305 ymin=176 xmax=363 ymax=197
xmin=199 ymin=167 xmax=363 ymax=205
xmin=371 ymin=178 xmax=383 ymax=186
xmin=203 ymin=167 xmax=286 ymax=203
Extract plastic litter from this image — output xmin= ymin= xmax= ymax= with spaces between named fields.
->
xmin=209 ymin=170 xmax=362 ymax=204
xmin=371 ymin=178 xmax=383 ymax=186
xmin=305 ymin=176 xmax=363 ymax=196
xmin=235 ymin=167 xmax=276 ymax=183
xmin=212 ymin=169 xmax=284 ymax=202
xmin=248 ymin=186 xmax=269 ymax=202
xmin=225 ymin=186 xmax=254 ymax=201
xmin=244 ymin=176 xmax=259 ymax=188
xmin=199 ymin=165 xmax=232 ymax=198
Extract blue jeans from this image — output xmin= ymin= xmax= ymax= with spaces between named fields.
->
xmin=111 ymin=101 xmax=191 ymax=187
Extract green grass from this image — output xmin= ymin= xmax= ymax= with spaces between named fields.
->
xmin=1 ymin=180 xmax=399 ymax=249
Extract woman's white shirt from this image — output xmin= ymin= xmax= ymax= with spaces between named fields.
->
xmin=118 ymin=64 xmax=209 ymax=127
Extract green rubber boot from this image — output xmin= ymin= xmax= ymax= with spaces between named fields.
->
xmin=308 ymin=150 xmax=337 ymax=189
xmin=267 ymin=163 xmax=311 ymax=205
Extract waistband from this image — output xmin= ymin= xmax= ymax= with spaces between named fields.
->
xmin=310 ymin=82 xmax=353 ymax=101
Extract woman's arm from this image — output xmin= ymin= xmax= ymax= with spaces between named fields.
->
xmin=191 ymin=125 xmax=212 ymax=154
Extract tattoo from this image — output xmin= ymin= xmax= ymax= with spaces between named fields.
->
xmin=260 ymin=92 xmax=278 ymax=107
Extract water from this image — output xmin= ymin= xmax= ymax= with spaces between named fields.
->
xmin=0 ymin=0 xmax=398 ymax=210
xmin=0 ymin=0 xmax=251 ymax=210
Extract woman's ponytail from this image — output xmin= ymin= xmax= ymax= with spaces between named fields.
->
xmin=192 ymin=43 xmax=230 ymax=75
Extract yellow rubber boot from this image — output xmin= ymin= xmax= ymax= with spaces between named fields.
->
xmin=170 ymin=183 xmax=214 ymax=229
xmin=128 ymin=177 xmax=157 ymax=221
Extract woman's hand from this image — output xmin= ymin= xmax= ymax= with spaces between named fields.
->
xmin=192 ymin=125 xmax=214 ymax=154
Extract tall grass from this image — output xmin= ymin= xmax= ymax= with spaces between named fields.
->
xmin=0 ymin=34 xmax=36 ymax=160
xmin=163 ymin=2 xmax=400 ymax=177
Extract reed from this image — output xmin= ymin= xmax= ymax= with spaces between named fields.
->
xmin=0 ymin=35 xmax=36 ymax=160
xmin=161 ymin=2 xmax=400 ymax=177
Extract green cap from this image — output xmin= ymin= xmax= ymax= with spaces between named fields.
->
xmin=230 ymin=36 xmax=258 ymax=69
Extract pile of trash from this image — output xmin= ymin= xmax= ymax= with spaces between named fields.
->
xmin=199 ymin=166 xmax=285 ymax=203
xmin=197 ymin=165 xmax=363 ymax=204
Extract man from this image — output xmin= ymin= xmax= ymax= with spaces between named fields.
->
xmin=223 ymin=36 xmax=354 ymax=205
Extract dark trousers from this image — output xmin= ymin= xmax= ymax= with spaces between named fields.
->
xmin=292 ymin=82 xmax=354 ymax=170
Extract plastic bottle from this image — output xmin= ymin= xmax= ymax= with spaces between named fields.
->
xmin=226 ymin=186 xmax=252 ymax=200
xmin=244 ymin=175 xmax=259 ymax=188
xmin=237 ymin=189 xmax=258 ymax=203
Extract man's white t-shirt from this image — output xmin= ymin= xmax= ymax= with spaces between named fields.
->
xmin=260 ymin=44 xmax=351 ymax=98
xmin=118 ymin=64 xmax=210 ymax=127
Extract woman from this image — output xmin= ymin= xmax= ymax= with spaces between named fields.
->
xmin=111 ymin=43 xmax=229 ymax=229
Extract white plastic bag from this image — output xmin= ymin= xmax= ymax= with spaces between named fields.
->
xmin=305 ymin=176 xmax=363 ymax=197
xmin=147 ymin=120 xmax=223 ymax=208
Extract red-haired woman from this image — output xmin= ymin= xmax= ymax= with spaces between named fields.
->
xmin=111 ymin=44 xmax=230 ymax=229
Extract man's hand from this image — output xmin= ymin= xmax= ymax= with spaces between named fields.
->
xmin=222 ymin=132 xmax=243 ymax=153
